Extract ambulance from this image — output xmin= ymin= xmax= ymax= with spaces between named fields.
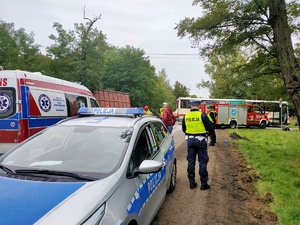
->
xmin=0 ymin=70 xmax=99 ymax=154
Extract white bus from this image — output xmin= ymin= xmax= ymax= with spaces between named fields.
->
xmin=174 ymin=97 xmax=289 ymax=126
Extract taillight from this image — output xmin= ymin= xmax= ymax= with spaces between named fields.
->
xmin=19 ymin=119 xmax=29 ymax=143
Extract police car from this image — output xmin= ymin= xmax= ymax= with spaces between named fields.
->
xmin=0 ymin=107 xmax=176 ymax=225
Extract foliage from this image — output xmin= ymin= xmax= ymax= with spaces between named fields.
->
xmin=0 ymin=17 xmax=178 ymax=114
xmin=232 ymin=128 xmax=300 ymax=225
xmin=155 ymin=69 xmax=176 ymax=111
xmin=0 ymin=20 xmax=49 ymax=71
xmin=102 ymin=46 xmax=159 ymax=109
xmin=46 ymin=21 xmax=108 ymax=90
xmin=173 ymin=81 xmax=190 ymax=99
xmin=198 ymin=48 xmax=289 ymax=100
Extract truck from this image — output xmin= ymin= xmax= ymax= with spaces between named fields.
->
xmin=92 ymin=90 xmax=131 ymax=108
xmin=201 ymin=100 xmax=269 ymax=129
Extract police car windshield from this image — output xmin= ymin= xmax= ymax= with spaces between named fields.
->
xmin=0 ymin=125 xmax=132 ymax=179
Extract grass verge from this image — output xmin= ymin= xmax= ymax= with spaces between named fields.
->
xmin=229 ymin=128 xmax=300 ymax=225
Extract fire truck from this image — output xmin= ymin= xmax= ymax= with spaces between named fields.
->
xmin=201 ymin=100 xmax=269 ymax=129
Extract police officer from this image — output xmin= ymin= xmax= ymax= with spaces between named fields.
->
xmin=182 ymin=100 xmax=213 ymax=190
xmin=207 ymin=105 xmax=217 ymax=146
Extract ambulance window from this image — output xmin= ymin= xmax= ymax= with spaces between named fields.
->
xmin=77 ymin=96 xmax=88 ymax=107
xmin=66 ymin=94 xmax=88 ymax=116
xmin=90 ymin=98 xmax=99 ymax=107
xmin=0 ymin=88 xmax=16 ymax=118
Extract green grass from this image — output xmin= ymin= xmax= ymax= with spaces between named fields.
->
xmin=229 ymin=128 xmax=300 ymax=225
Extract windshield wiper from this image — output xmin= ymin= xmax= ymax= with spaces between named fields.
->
xmin=14 ymin=169 xmax=98 ymax=181
xmin=0 ymin=165 xmax=14 ymax=174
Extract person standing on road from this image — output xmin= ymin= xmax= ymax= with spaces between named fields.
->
xmin=207 ymin=105 xmax=217 ymax=146
xmin=182 ymin=100 xmax=213 ymax=190
xmin=162 ymin=102 xmax=176 ymax=134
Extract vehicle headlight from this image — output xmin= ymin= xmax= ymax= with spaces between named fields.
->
xmin=82 ymin=203 xmax=106 ymax=225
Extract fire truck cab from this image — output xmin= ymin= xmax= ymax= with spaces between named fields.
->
xmin=202 ymin=100 xmax=269 ymax=129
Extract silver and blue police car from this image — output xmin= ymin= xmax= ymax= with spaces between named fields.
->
xmin=0 ymin=107 xmax=176 ymax=225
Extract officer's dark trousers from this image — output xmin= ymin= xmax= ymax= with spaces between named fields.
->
xmin=186 ymin=138 xmax=209 ymax=185
xmin=210 ymin=126 xmax=216 ymax=144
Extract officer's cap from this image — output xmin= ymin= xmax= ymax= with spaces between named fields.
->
xmin=190 ymin=100 xmax=201 ymax=105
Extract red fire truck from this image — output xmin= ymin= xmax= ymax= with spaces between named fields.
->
xmin=201 ymin=100 xmax=269 ymax=129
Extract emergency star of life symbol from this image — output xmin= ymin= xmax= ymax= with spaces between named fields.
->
xmin=0 ymin=93 xmax=12 ymax=113
xmin=38 ymin=94 xmax=51 ymax=112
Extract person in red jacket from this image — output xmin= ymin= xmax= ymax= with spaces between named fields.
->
xmin=162 ymin=102 xmax=176 ymax=134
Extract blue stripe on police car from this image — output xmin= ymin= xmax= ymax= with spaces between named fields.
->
xmin=0 ymin=177 xmax=85 ymax=225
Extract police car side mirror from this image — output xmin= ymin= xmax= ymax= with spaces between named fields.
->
xmin=133 ymin=160 xmax=163 ymax=177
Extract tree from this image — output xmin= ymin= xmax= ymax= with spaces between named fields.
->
xmin=0 ymin=20 xmax=43 ymax=71
xmin=155 ymin=69 xmax=176 ymax=111
xmin=47 ymin=9 xmax=108 ymax=90
xmin=198 ymin=48 xmax=288 ymax=100
xmin=176 ymin=0 xmax=300 ymax=129
xmin=269 ymin=0 xmax=300 ymax=129
xmin=102 ymin=46 xmax=158 ymax=108
xmin=173 ymin=81 xmax=190 ymax=99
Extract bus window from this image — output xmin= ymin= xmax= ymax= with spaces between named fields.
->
xmin=181 ymin=99 xmax=190 ymax=109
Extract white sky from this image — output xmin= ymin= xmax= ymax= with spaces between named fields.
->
xmin=1 ymin=0 xmax=210 ymax=97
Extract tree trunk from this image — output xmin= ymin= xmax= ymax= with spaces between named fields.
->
xmin=269 ymin=0 xmax=300 ymax=130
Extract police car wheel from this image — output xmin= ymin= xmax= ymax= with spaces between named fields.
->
xmin=167 ymin=162 xmax=176 ymax=194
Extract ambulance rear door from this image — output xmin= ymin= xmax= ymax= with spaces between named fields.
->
xmin=0 ymin=71 xmax=20 ymax=153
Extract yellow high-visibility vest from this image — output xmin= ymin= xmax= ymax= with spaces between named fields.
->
xmin=185 ymin=111 xmax=206 ymax=134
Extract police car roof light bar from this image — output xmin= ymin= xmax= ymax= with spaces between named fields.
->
xmin=77 ymin=107 xmax=144 ymax=116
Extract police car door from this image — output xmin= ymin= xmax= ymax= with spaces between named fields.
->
xmin=132 ymin=124 xmax=166 ymax=224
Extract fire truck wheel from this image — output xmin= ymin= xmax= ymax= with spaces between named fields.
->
xmin=229 ymin=121 xmax=237 ymax=129
xmin=259 ymin=121 xmax=267 ymax=129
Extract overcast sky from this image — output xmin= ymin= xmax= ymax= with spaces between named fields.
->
xmin=1 ymin=0 xmax=210 ymax=97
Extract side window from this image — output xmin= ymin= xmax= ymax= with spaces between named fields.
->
xmin=127 ymin=129 xmax=152 ymax=177
xmin=247 ymin=106 xmax=253 ymax=112
xmin=146 ymin=126 xmax=159 ymax=157
xmin=66 ymin=94 xmax=88 ymax=116
xmin=77 ymin=96 xmax=88 ymax=107
xmin=90 ymin=98 xmax=99 ymax=107
xmin=254 ymin=106 xmax=261 ymax=113
xmin=181 ymin=99 xmax=190 ymax=109
xmin=0 ymin=88 xmax=16 ymax=118
xmin=149 ymin=122 xmax=166 ymax=146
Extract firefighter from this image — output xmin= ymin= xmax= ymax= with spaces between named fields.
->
xmin=207 ymin=105 xmax=217 ymax=146
xmin=182 ymin=100 xmax=213 ymax=190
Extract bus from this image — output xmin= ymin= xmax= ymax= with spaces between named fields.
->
xmin=174 ymin=97 xmax=289 ymax=127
